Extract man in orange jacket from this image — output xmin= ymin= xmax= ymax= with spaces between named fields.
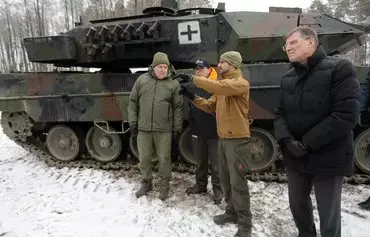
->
xmin=175 ymin=51 xmax=252 ymax=237
xmin=182 ymin=59 xmax=222 ymax=204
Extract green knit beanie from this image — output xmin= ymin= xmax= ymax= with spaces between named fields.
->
xmin=151 ymin=52 xmax=170 ymax=67
xmin=220 ymin=51 xmax=242 ymax=69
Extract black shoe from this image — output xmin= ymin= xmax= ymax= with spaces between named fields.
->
xmin=360 ymin=204 xmax=370 ymax=210
xmin=186 ymin=185 xmax=207 ymax=195
xmin=358 ymin=197 xmax=370 ymax=207
xmin=213 ymin=212 xmax=238 ymax=225
xmin=213 ymin=188 xmax=223 ymax=204
xmin=234 ymin=227 xmax=252 ymax=237
xmin=135 ymin=180 xmax=152 ymax=198
xmin=358 ymin=197 xmax=370 ymax=210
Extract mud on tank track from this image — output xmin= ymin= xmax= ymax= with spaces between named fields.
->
xmin=1 ymin=111 xmax=370 ymax=185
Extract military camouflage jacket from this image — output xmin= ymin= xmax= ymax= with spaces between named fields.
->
xmin=128 ymin=67 xmax=183 ymax=133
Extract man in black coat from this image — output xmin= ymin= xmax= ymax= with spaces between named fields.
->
xmin=358 ymin=68 xmax=370 ymax=210
xmin=360 ymin=68 xmax=370 ymax=112
xmin=274 ymin=26 xmax=361 ymax=237
xmin=182 ymin=59 xmax=223 ymax=204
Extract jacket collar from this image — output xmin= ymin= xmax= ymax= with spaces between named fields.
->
xmin=208 ymin=67 xmax=218 ymax=80
xmin=221 ymin=68 xmax=242 ymax=79
xmin=291 ymin=45 xmax=327 ymax=72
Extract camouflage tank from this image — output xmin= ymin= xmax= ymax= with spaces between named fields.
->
xmin=1 ymin=1 xmax=370 ymax=183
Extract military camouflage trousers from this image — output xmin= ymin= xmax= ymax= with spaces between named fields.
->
xmin=137 ymin=131 xmax=172 ymax=181
xmin=218 ymin=138 xmax=252 ymax=229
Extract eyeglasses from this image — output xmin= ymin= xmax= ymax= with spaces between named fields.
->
xmin=282 ymin=37 xmax=313 ymax=51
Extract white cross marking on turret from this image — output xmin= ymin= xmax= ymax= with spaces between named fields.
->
xmin=178 ymin=21 xmax=201 ymax=44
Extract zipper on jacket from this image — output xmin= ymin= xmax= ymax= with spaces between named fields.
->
xmin=299 ymin=73 xmax=308 ymax=134
xmin=299 ymin=80 xmax=304 ymax=130
xmin=167 ymin=103 xmax=170 ymax=121
xmin=151 ymin=80 xmax=157 ymax=131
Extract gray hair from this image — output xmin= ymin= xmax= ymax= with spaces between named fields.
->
xmin=286 ymin=26 xmax=319 ymax=46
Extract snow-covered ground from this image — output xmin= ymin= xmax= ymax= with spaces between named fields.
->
xmin=0 ymin=127 xmax=369 ymax=237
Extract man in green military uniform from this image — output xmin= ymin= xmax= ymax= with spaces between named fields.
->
xmin=175 ymin=51 xmax=252 ymax=237
xmin=128 ymin=52 xmax=183 ymax=201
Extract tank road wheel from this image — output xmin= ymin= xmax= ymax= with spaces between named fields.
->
xmin=129 ymin=133 xmax=139 ymax=160
xmin=85 ymin=126 xmax=122 ymax=162
xmin=354 ymin=128 xmax=370 ymax=174
xmin=177 ymin=126 xmax=278 ymax=169
xmin=129 ymin=133 xmax=158 ymax=162
xmin=1 ymin=112 xmax=33 ymax=141
xmin=247 ymin=127 xmax=277 ymax=172
xmin=46 ymin=125 xmax=82 ymax=162
xmin=178 ymin=126 xmax=196 ymax=165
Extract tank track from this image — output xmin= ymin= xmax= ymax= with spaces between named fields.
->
xmin=1 ymin=112 xmax=370 ymax=185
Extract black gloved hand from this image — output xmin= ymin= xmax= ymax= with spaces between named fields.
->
xmin=130 ymin=123 xmax=138 ymax=136
xmin=179 ymin=86 xmax=195 ymax=100
xmin=174 ymin=73 xmax=193 ymax=84
xmin=285 ymin=140 xmax=309 ymax=158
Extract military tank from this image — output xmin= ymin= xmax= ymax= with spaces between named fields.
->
xmin=1 ymin=1 xmax=370 ymax=183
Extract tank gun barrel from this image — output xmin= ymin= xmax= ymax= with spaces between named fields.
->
xmin=365 ymin=25 xmax=370 ymax=33
xmin=349 ymin=17 xmax=370 ymax=34
xmin=358 ymin=17 xmax=370 ymax=33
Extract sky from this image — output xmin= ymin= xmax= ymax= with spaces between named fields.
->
xmin=211 ymin=0 xmax=314 ymax=12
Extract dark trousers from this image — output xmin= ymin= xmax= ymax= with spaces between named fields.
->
xmin=218 ymin=138 xmax=252 ymax=229
xmin=192 ymin=135 xmax=221 ymax=191
xmin=287 ymin=169 xmax=343 ymax=237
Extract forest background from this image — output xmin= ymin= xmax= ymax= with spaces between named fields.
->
xmin=0 ymin=0 xmax=368 ymax=72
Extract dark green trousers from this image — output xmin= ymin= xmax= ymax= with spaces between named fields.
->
xmin=218 ymin=138 xmax=252 ymax=229
xmin=137 ymin=131 xmax=172 ymax=181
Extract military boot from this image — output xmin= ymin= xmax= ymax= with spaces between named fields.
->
xmin=159 ymin=180 xmax=170 ymax=201
xmin=234 ymin=227 xmax=252 ymax=237
xmin=359 ymin=197 xmax=370 ymax=210
xmin=213 ymin=212 xmax=238 ymax=225
xmin=135 ymin=180 xmax=152 ymax=198
xmin=213 ymin=188 xmax=223 ymax=204
xmin=185 ymin=184 xmax=207 ymax=195
xmin=358 ymin=197 xmax=370 ymax=206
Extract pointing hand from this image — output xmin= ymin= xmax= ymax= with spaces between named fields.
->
xmin=174 ymin=73 xmax=193 ymax=84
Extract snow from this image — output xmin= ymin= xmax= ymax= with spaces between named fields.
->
xmin=0 ymin=127 xmax=370 ymax=237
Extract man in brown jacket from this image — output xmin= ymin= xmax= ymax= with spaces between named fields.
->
xmin=175 ymin=51 xmax=252 ymax=237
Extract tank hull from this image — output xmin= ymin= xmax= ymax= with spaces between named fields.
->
xmin=0 ymin=63 xmax=289 ymax=122
xmin=1 ymin=63 xmax=369 ymax=184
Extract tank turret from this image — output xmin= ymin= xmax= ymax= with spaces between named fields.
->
xmin=22 ymin=2 xmax=368 ymax=71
